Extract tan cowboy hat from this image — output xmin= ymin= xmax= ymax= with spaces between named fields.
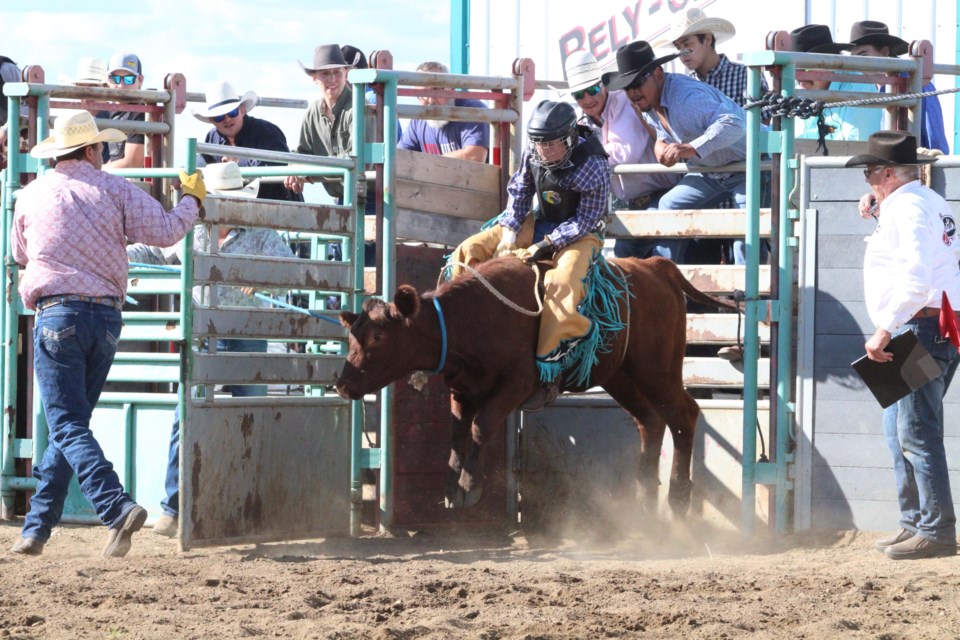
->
xmin=191 ymin=81 xmax=258 ymax=123
xmin=30 ymin=110 xmax=125 ymax=159
xmin=564 ymin=50 xmax=602 ymax=93
xmin=203 ymin=161 xmax=259 ymax=198
xmin=298 ymin=44 xmax=349 ymax=75
xmin=655 ymin=8 xmax=736 ymax=48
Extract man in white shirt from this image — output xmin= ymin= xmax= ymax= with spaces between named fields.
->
xmin=850 ymin=130 xmax=960 ymax=560
xmin=562 ymin=50 xmax=679 ymax=258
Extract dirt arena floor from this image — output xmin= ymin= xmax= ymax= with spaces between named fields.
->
xmin=1 ymin=519 xmax=959 ymax=640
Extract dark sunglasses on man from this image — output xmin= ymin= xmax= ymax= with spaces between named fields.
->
xmin=625 ymin=72 xmax=652 ymax=91
xmin=572 ymin=83 xmax=602 ymax=101
xmin=212 ymin=108 xmax=240 ymax=123
xmin=108 ymin=74 xmax=137 ymax=86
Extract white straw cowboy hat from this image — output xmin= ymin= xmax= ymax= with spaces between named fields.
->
xmin=202 ymin=161 xmax=259 ymax=198
xmin=298 ymin=44 xmax=349 ymax=75
xmin=191 ymin=81 xmax=258 ymax=123
xmin=655 ymin=7 xmax=736 ymax=48
xmin=564 ymin=50 xmax=602 ymax=93
xmin=60 ymin=57 xmax=108 ymax=87
xmin=30 ymin=110 xmax=125 ymax=159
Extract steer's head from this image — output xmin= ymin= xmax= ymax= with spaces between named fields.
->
xmin=335 ymin=285 xmax=425 ymax=400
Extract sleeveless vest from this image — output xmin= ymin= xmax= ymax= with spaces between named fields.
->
xmin=532 ymin=130 xmax=607 ymax=224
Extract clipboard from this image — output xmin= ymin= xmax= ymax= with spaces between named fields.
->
xmin=851 ymin=331 xmax=943 ymax=409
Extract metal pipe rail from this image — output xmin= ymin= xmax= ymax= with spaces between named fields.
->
xmin=394 ymin=104 xmax=518 ymax=124
xmin=195 ymin=143 xmax=356 ymax=170
xmin=749 ymin=50 xmax=916 ymax=74
xmin=184 ymin=92 xmax=308 ymax=110
xmin=3 ymin=82 xmax=173 ymax=103
xmin=613 ymin=161 xmax=773 ymax=175
xmin=351 ymin=68 xmax=520 ymax=92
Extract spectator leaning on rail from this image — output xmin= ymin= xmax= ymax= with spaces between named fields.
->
xmin=840 ymin=20 xmax=949 ymax=154
xmin=285 ymin=44 xmax=354 ymax=200
xmin=788 ymin=25 xmax=882 ymax=144
xmin=97 ymin=52 xmax=146 ymax=169
xmin=658 ymin=7 xmax=769 ymax=109
xmin=603 ymin=40 xmax=746 ymax=265
xmin=849 ymin=130 xmax=960 ymax=560
xmin=449 ymin=100 xmax=609 ymax=411
xmin=192 ymin=80 xmax=302 ymax=202
xmin=562 ymin=50 xmax=679 ymax=258
xmin=126 ymin=161 xmax=296 ymax=539
xmin=9 ymin=110 xmax=205 ymax=558
xmin=398 ymin=61 xmax=489 ymax=162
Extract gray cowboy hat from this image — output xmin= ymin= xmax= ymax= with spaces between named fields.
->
xmin=298 ymin=44 xmax=349 ymax=75
xmin=844 ymin=130 xmax=937 ymax=167
xmin=839 ymin=21 xmax=909 ymax=56
xmin=602 ymin=41 xmax=680 ymax=91
xmin=788 ymin=24 xmax=848 ymax=54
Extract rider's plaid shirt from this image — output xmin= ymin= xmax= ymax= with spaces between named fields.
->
xmin=500 ymin=140 xmax=609 ymax=249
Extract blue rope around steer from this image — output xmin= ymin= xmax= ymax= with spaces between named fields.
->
xmin=428 ymin=296 xmax=447 ymax=375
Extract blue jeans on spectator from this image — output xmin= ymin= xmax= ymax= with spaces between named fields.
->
xmin=616 ymin=173 xmax=747 ymax=264
xmin=160 ymin=338 xmax=268 ymax=518
xmin=21 ymin=300 xmax=138 ymax=543
xmin=612 ymin=190 xmax=671 ymax=260
xmin=883 ymin=317 xmax=959 ymax=545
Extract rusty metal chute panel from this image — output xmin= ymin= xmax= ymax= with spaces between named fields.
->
xmin=181 ymin=398 xmax=350 ymax=549
xmin=192 ymin=254 xmax=352 ymax=292
xmin=201 ymin=197 xmax=355 ymax=236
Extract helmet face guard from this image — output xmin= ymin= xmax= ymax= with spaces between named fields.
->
xmin=526 ymin=100 xmax=578 ymax=169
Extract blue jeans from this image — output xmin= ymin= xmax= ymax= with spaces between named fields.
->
xmin=612 ymin=191 xmax=671 ymax=260
xmin=161 ymin=338 xmax=268 ymax=517
xmin=618 ymin=173 xmax=747 ymax=264
xmin=883 ymin=317 xmax=959 ymax=544
xmin=22 ymin=301 xmax=137 ymax=542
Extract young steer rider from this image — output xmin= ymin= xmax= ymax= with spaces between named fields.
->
xmin=450 ymin=100 xmax=610 ymax=411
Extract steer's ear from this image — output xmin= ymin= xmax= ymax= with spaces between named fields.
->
xmin=394 ymin=285 xmax=421 ymax=319
xmin=339 ymin=311 xmax=358 ymax=328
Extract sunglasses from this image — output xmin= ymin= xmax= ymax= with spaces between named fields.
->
xmin=212 ymin=107 xmax=241 ymax=123
xmin=863 ymin=166 xmax=884 ymax=178
xmin=625 ymin=72 xmax=652 ymax=91
xmin=108 ymin=74 xmax=137 ymax=86
xmin=572 ymin=83 xmax=602 ymax=100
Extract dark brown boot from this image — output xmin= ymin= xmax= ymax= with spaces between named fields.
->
xmin=520 ymin=383 xmax=560 ymax=412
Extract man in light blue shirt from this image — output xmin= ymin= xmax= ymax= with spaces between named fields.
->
xmin=604 ymin=40 xmax=747 ymax=263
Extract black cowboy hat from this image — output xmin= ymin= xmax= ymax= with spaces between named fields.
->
xmin=839 ymin=21 xmax=909 ymax=56
xmin=788 ymin=24 xmax=848 ymax=54
xmin=845 ymin=130 xmax=937 ymax=167
xmin=298 ymin=44 xmax=349 ymax=76
xmin=602 ymin=41 xmax=680 ymax=91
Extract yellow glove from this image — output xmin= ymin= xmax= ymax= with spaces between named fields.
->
xmin=178 ymin=169 xmax=207 ymax=205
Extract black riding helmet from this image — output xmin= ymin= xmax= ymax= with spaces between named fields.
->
xmin=527 ymin=100 xmax=578 ymax=168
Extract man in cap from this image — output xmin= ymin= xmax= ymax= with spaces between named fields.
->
xmin=562 ymin=50 xmax=678 ymax=257
xmin=848 ymin=130 xmax=959 ymax=560
xmin=398 ymin=61 xmax=489 ymax=162
xmin=661 ymin=8 xmax=768 ymax=109
xmin=100 ymin=51 xmax=146 ymax=168
xmin=10 ymin=110 xmax=205 ymax=558
xmin=449 ymin=100 xmax=610 ymax=410
xmin=789 ymin=25 xmax=882 ymax=143
xmin=604 ymin=40 xmax=747 ymax=264
xmin=841 ymin=21 xmax=948 ymax=153
xmin=192 ymin=80 xmax=301 ymax=202
xmin=126 ymin=162 xmax=296 ymax=539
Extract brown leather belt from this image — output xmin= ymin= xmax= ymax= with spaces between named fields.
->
xmin=911 ymin=307 xmax=960 ymax=321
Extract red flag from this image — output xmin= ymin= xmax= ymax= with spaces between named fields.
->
xmin=940 ymin=291 xmax=960 ymax=352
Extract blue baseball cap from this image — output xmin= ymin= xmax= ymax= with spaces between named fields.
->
xmin=108 ymin=52 xmax=142 ymax=75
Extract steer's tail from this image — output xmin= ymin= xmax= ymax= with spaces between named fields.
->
xmin=654 ymin=259 xmax=743 ymax=313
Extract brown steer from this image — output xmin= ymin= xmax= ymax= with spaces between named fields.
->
xmin=336 ymin=256 xmax=737 ymax=513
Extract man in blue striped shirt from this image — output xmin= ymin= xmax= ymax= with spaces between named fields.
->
xmin=450 ymin=100 xmax=609 ymax=410
xmin=605 ymin=40 xmax=747 ymax=264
